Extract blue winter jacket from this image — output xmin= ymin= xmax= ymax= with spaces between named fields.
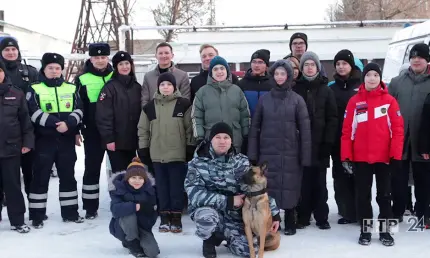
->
xmin=109 ymin=172 xmax=157 ymax=241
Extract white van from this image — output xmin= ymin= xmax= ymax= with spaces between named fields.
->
xmin=383 ymin=20 xmax=430 ymax=84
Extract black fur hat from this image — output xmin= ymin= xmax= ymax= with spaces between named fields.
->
xmin=41 ymin=53 xmax=65 ymax=70
xmin=89 ymin=43 xmax=110 ymax=56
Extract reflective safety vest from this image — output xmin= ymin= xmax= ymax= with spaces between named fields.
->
xmin=31 ymin=82 xmax=76 ymax=113
xmin=79 ymin=72 xmax=113 ymax=103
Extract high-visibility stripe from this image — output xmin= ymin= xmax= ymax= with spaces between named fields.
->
xmin=59 ymin=191 xmax=78 ymax=198
xmin=39 ymin=113 xmax=49 ymax=126
xmin=31 ymin=109 xmax=43 ymax=122
xmin=82 ymin=184 xmax=99 ymax=191
xmin=29 ymin=202 xmax=47 ymax=208
xmin=82 ymin=193 xmax=99 ymax=199
xmin=60 ymin=199 xmax=78 ymax=206
xmin=29 ymin=193 xmax=48 ymax=200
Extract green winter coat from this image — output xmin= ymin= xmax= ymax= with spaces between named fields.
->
xmin=138 ymin=90 xmax=193 ymax=163
xmin=191 ymin=77 xmax=250 ymax=150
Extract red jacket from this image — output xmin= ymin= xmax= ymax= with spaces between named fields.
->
xmin=341 ymin=83 xmax=404 ymax=164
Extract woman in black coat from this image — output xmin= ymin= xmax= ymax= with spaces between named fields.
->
xmin=248 ymin=60 xmax=311 ymax=236
xmin=293 ymin=51 xmax=338 ymax=230
xmin=96 ymin=51 xmax=142 ymax=174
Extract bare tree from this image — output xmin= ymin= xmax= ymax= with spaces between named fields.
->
xmin=152 ymin=0 xmax=210 ymax=42
xmin=326 ymin=0 xmax=429 ymax=21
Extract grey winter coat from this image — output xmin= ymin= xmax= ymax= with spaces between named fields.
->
xmin=389 ymin=66 xmax=430 ymax=162
xmin=247 ymin=60 xmax=312 ymax=209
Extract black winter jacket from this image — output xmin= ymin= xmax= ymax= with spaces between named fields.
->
xmin=293 ymin=74 xmax=338 ymax=167
xmin=0 ymin=58 xmax=38 ymax=93
xmin=329 ymin=69 xmax=361 ymax=159
xmin=0 ymin=81 xmax=34 ymax=158
xmin=96 ymin=72 xmax=142 ymax=150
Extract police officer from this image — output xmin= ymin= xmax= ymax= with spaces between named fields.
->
xmin=0 ymin=37 xmax=38 ymax=197
xmin=75 ymin=43 xmax=113 ymax=220
xmin=0 ymin=59 xmax=34 ymax=233
xmin=27 ymin=53 xmax=84 ymax=228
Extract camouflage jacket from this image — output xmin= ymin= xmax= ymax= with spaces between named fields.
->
xmin=184 ymin=141 xmax=280 ymax=222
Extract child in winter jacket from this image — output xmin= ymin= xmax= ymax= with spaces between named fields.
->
xmin=137 ymin=72 xmax=194 ymax=233
xmin=109 ymin=157 xmax=160 ymax=258
xmin=341 ymin=63 xmax=404 ymax=247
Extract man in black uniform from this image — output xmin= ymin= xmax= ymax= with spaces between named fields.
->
xmin=75 ymin=43 xmax=113 ymax=220
xmin=0 ymin=59 xmax=34 ymax=233
xmin=0 ymin=37 xmax=38 ymax=197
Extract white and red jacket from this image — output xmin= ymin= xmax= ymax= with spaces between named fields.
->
xmin=341 ymin=83 xmax=404 ymax=164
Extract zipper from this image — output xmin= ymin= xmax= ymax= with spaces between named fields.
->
xmin=54 ymin=79 xmax=61 ymax=116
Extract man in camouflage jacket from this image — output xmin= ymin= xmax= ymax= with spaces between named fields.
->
xmin=184 ymin=122 xmax=281 ymax=258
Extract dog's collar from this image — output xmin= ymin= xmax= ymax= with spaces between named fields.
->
xmin=246 ymin=188 xmax=267 ymax=197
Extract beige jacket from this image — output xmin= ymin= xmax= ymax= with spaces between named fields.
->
xmin=141 ymin=64 xmax=190 ymax=107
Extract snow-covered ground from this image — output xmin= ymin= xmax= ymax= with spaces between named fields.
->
xmin=1 ymin=146 xmax=429 ymax=258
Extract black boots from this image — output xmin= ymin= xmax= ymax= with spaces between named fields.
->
xmin=359 ymin=232 xmax=371 ymax=245
xmin=159 ymin=212 xmax=170 ymax=232
xmin=170 ymin=212 xmax=183 ymax=233
xmin=284 ymin=209 xmax=296 ymax=236
xmin=124 ymin=239 xmax=146 ymax=257
xmin=202 ymin=232 xmax=224 ymax=258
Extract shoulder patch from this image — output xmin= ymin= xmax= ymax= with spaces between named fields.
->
xmin=99 ymin=92 xmax=106 ymax=101
xmin=186 ymin=169 xmax=197 ymax=183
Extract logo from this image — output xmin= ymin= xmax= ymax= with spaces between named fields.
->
xmin=99 ymin=92 xmax=106 ymax=101
xmin=381 ymin=107 xmax=387 ymax=114
xmin=4 ymin=97 xmax=16 ymax=100
xmin=98 ymin=50 xmax=101 ymax=54
xmin=177 ymin=112 xmax=183 ymax=117
xmin=65 ymin=102 xmax=71 ymax=108
xmin=7 ymin=41 xmax=13 ymax=46
xmin=362 ymin=217 xmax=426 ymax=233
xmin=356 ymin=101 xmax=367 ymax=106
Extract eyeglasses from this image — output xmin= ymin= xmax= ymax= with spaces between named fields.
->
xmin=304 ymin=63 xmax=316 ymax=68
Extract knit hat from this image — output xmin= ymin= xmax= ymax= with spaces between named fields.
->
xmin=41 ymin=52 xmax=65 ymax=70
xmin=409 ymin=43 xmax=430 ymax=62
xmin=157 ymin=72 xmax=177 ymax=91
xmin=300 ymin=51 xmax=321 ymax=72
xmin=334 ymin=49 xmax=355 ymax=69
xmin=0 ymin=37 xmax=19 ymax=52
xmin=251 ymin=49 xmax=270 ymax=67
xmin=209 ymin=56 xmax=230 ymax=78
xmin=112 ymin=51 xmax=133 ymax=69
xmin=269 ymin=60 xmax=294 ymax=85
xmin=125 ymin=157 xmax=147 ymax=182
xmin=362 ymin=63 xmax=382 ymax=82
xmin=209 ymin=122 xmax=233 ymax=141
xmin=89 ymin=43 xmax=110 ymax=56
xmin=289 ymin=32 xmax=308 ymax=51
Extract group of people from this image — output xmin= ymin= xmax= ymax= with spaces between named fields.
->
xmin=0 ymin=30 xmax=430 ymax=258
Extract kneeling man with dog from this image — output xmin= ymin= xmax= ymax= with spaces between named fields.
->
xmin=184 ymin=122 xmax=281 ymax=258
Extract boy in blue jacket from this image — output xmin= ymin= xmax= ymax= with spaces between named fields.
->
xmin=109 ymin=157 xmax=160 ymax=257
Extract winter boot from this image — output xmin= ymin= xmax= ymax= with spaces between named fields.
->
xmin=32 ymin=220 xmax=44 ymax=229
xmin=170 ymin=212 xmax=183 ymax=233
xmin=379 ymin=233 xmax=394 ymax=246
xmin=202 ymin=232 xmax=224 ymax=258
xmin=125 ymin=239 xmax=145 ymax=257
xmin=85 ymin=211 xmax=98 ymax=220
xmin=159 ymin=212 xmax=171 ymax=232
xmin=316 ymin=221 xmax=331 ymax=230
xmin=63 ymin=216 xmax=85 ymax=224
xmin=11 ymin=224 xmax=31 ymax=234
xmin=284 ymin=209 xmax=296 ymax=236
xmin=358 ymin=232 xmax=372 ymax=245
xmin=338 ymin=218 xmax=357 ymax=224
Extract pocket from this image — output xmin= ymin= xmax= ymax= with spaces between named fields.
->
xmin=166 ymin=119 xmax=183 ymax=149
xmin=6 ymin=138 xmax=21 ymax=154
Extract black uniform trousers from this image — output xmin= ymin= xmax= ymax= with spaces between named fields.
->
xmin=29 ymin=136 xmax=79 ymax=221
xmin=392 ymin=160 xmax=430 ymax=220
xmin=82 ymin=128 xmax=105 ymax=213
xmin=0 ymin=156 xmax=26 ymax=226
xmin=153 ymin=162 xmax=187 ymax=213
xmin=21 ymin=150 xmax=33 ymax=195
xmin=332 ymin=158 xmax=357 ymax=221
xmin=107 ymin=150 xmax=136 ymax=174
xmin=354 ymin=162 xmax=392 ymax=232
xmin=297 ymin=166 xmax=329 ymax=224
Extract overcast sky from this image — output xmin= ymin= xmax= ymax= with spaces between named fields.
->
xmin=1 ymin=0 xmax=337 ymax=41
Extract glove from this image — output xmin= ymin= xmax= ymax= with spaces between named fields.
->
xmin=390 ymin=157 xmax=403 ymax=171
xmin=186 ymin=145 xmax=196 ymax=162
xmin=272 ymin=213 xmax=282 ymax=222
xmin=241 ymin=136 xmax=248 ymax=155
xmin=137 ymin=148 xmax=151 ymax=165
xmin=342 ymin=160 xmax=354 ymax=175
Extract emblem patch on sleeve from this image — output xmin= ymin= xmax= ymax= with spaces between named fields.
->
xmin=99 ymin=92 xmax=106 ymax=101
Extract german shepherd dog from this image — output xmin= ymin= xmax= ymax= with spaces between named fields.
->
xmin=242 ymin=162 xmax=280 ymax=258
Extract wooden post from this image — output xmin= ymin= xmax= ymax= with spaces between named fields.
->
xmin=0 ymin=10 xmax=4 ymax=32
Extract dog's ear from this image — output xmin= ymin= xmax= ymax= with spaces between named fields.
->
xmin=260 ymin=161 xmax=268 ymax=175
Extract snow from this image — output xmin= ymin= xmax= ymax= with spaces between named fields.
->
xmin=1 ymin=147 xmax=429 ymax=258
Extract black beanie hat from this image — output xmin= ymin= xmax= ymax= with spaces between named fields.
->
xmin=89 ymin=43 xmax=110 ymax=56
xmin=251 ymin=49 xmax=271 ymax=67
xmin=209 ymin=122 xmax=233 ymax=141
xmin=41 ymin=53 xmax=65 ymax=70
xmin=409 ymin=43 xmax=430 ymax=62
xmin=0 ymin=37 xmax=19 ymax=52
xmin=362 ymin=63 xmax=382 ymax=82
xmin=112 ymin=51 xmax=133 ymax=69
xmin=157 ymin=72 xmax=177 ymax=92
xmin=289 ymin=32 xmax=308 ymax=51
xmin=334 ymin=49 xmax=355 ymax=69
